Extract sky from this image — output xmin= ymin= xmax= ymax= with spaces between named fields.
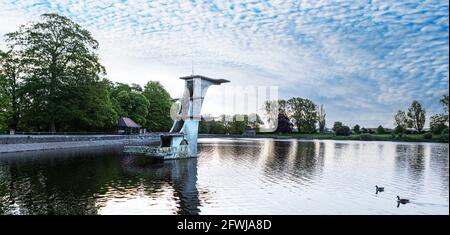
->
xmin=0 ymin=0 xmax=448 ymax=128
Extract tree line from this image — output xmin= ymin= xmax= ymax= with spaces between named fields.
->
xmin=0 ymin=13 xmax=172 ymax=133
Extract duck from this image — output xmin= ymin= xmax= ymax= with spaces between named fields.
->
xmin=397 ymin=196 xmax=410 ymax=204
xmin=375 ymin=185 xmax=384 ymax=192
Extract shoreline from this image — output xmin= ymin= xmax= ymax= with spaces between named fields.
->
xmin=199 ymin=133 xmax=449 ymax=144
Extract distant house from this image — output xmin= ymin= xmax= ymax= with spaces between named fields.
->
xmin=118 ymin=117 xmax=141 ymax=135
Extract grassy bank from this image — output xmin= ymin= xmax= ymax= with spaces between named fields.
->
xmin=254 ymin=133 xmax=448 ymax=143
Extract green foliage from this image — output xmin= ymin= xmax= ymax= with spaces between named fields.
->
xmin=394 ymin=110 xmax=408 ymax=128
xmin=0 ymin=74 xmax=9 ymax=132
xmin=199 ymin=114 xmax=263 ymax=134
xmin=407 ymin=100 xmax=426 ymax=132
xmin=441 ymin=128 xmax=449 ymax=141
xmin=332 ymin=122 xmax=343 ymax=132
xmin=359 ymin=133 xmax=373 ymax=141
xmin=430 ymin=114 xmax=448 ymax=134
xmin=376 ymin=125 xmax=385 ymax=134
xmin=353 ymin=124 xmax=360 ymax=134
xmin=394 ymin=125 xmax=406 ymax=135
xmin=287 ymin=97 xmax=318 ymax=133
xmin=423 ymin=132 xmax=432 ymax=140
xmin=142 ymin=81 xmax=172 ymax=132
xmin=3 ymin=13 xmax=115 ymax=132
xmin=335 ymin=126 xmax=351 ymax=136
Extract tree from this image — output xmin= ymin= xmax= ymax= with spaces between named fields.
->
xmin=376 ymin=125 xmax=385 ymax=134
xmin=5 ymin=13 xmax=114 ymax=132
xmin=394 ymin=110 xmax=408 ymax=128
xmin=0 ymin=73 xmax=9 ymax=132
xmin=287 ymin=97 xmax=318 ymax=133
xmin=264 ymin=99 xmax=288 ymax=128
xmin=142 ymin=81 xmax=172 ymax=132
xmin=115 ymin=90 xmax=149 ymax=127
xmin=353 ymin=124 xmax=360 ymax=134
xmin=317 ymin=104 xmax=326 ymax=133
xmin=407 ymin=100 xmax=426 ymax=132
xmin=430 ymin=114 xmax=448 ymax=134
xmin=275 ymin=113 xmax=293 ymax=134
xmin=441 ymin=95 xmax=449 ymax=120
xmin=0 ymin=49 xmax=22 ymax=131
xmin=335 ymin=126 xmax=351 ymax=136
xmin=332 ymin=122 xmax=343 ymax=132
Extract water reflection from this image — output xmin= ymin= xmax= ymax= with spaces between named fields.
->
xmin=0 ymin=139 xmax=448 ymax=214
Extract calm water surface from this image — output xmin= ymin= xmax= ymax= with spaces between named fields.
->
xmin=0 ymin=138 xmax=448 ymax=214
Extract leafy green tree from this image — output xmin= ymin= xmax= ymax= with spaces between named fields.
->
xmin=287 ymin=97 xmax=318 ymax=133
xmin=430 ymin=114 xmax=448 ymax=134
xmin=353 ymin=124 xmax=360 ymax=134
xmin=317 ymin=104 xmax=326 ymax=133
xmin=0 ymin=49 xmax=22 ymax=131
xmin=332 ymin=121 xmax=343 ymax=132
xmin=5 ymin=13 xmax=115 ymax=132
xmin=264 ymin=99 xmax=288 ymax=129
xmin=115 ymin=90 xmax=149 ymax=127
xmin=0 ymin=73 xmax=9 ymax=132
xmin=335 ymin=126 xmax=351 ymax=136
xmin=394 ymin=110 xmax=408 ymax=128
xmin=142 ymin=81 xmax=172 ymax=132
xmin=407 ymin=100 xmax=426 ymax=132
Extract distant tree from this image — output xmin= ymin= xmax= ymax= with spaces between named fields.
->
xmin=317 ymin=104 xmax=326 ymax=133
xmin=142 ymin=81 xmax=173 ymax=132
xmin=407 ymin=100 xmax=426 ymax=132
xmin=394 ymin=110 xmax=408 ymax=128
xmin=353 ymin=124 xmax=360 ymax=134
xmin=287 ymin=97 xmax=318 ymax=133
xmin=430 ymin=114 xmax=448 ymax=135
xmin=376 ymin=125 xmax=385 ymax=134
xmin=441 ymin=95 xmax=449 ymax=119
xmin=5 ymin=13 xmax=116 ymax=132
xmin=264 ymin=99 xmax=287 ymax=128
xmin=361 ymin=127 xmax=368 ymax=133
xmin=332 ymin=121 xmax=343 ymax=132
xmin=275 ymin=113 xmax=293 ymax=134
xmin=335 ymin=126 xmax=351 ymax=136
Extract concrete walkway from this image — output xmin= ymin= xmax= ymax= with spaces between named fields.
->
xmin=0 ymin=137 xmax=159 ymax=154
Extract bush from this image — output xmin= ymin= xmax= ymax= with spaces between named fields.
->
xmin=423 ymin=132 xmax=433 ymax=139
xmin=441 ymin=128 xmax=449 ymax=141
xmin=359 ymin=133 xmax=373 ymax=141
xmin=394 ymin=125 xmax=405 ymax=134
xmin=376 ymin=125 xmax=385 ymax=134
xmin=335 ymin=126 xmax=351 ymax=136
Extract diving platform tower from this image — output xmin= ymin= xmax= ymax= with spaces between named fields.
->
xmin=124 ymin=75 xmax=229 ymax=160
xmin=170 ymin=75 xmax=230 ymax=157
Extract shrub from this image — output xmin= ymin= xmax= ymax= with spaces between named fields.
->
xmin=441 ymin=128 xmax=449 ymax=141
xmin=394 ymin=125 xmax=405 ymax=134
xmin=353 ymin=124 xmax=360 ymax=134
xmin=335 ymin=126 xmax=351 ymax=136
xmin=423 ymin=132 xmax=433 ymax=139
xmin=376 ymin=125 xmax=385 ymax=134
xmin=359 ymin=133 xmax=373 ymax=141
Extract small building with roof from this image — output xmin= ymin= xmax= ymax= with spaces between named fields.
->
xmin=118 ymin=117 xmax=142 ymax=135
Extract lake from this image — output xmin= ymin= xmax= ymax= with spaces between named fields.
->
xmin=0 ymin=138 xmax=448 ymax=214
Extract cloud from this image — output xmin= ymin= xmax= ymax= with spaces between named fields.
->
xmin=0 ymin=0 xmax=448 ymax=127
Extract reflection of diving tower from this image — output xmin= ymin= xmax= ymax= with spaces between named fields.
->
xmin=170 ymin=75 xmax=230 ymax=157
xmin=124 ymin=75 xmax=229 ymax=160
